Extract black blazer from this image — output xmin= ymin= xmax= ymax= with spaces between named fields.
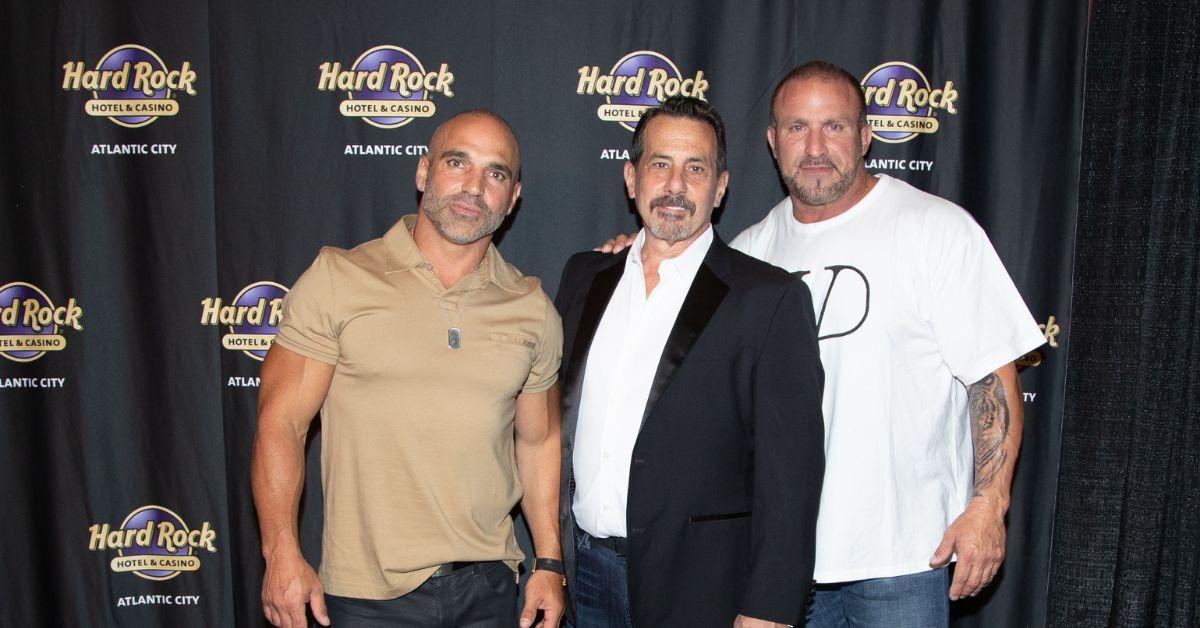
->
xmin=555 ymin=235 xmax=825 ymax=627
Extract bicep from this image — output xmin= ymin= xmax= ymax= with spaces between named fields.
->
xmin=257 ymin=343 xmax=335 ymax=436
xmin=967 ymin=362 xmax=1021 ymax=408
xmin=987 ymin=362 xmax=1024 ymax=426
xmin=994 ymin=362 xmax=1020 ymax=393
xmin=514 ymin=384 xmax=560 ymax=445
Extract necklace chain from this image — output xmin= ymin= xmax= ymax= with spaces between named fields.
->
xmin=427 ymin=260 xmax=482 ymax=349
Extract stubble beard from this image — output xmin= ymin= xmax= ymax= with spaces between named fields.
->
xmin=421 ymin=191 xmax=506 ymax=245
xmin=785 ymin=157 xmax=864 ymax=207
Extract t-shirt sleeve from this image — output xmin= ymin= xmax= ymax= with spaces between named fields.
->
xmin=273 ymin=248 xmax=340 ymax=365
xmin=923 ymin=207 xmax=1045 ymax=385
xmin=522 ymin=291 xmax=563 ymax=393
xmin=729 ymin=224 xmax=755 ymax=256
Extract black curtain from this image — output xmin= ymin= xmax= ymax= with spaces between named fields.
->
xmin=1048 ymin=1 xmax=1200 ymax=626
xmin=0 ymin=2 xmax=1085 ymax=626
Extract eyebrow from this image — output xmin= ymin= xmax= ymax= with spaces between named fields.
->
xmin=439 ymin=149 xmax=514 ymax=178
xmin=648 ymin=152 xmax=711 ymax=166
xmin=487 ymin=161 xmax=514 ymax=178
xmin=784 ymin=116 xmax=853 ymax=126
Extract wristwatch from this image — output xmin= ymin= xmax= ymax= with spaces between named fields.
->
xmin=534 ymin=557 xmax=567 ymax=587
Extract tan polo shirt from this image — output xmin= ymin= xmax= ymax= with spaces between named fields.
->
xmin=273 ymin=214 xmax=562 ymax=600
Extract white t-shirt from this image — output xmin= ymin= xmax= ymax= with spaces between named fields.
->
xmin=731 ymin=174 xmax=1044 ymax=583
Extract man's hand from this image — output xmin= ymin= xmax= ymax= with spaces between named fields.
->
xmin=593 ymin=232 xmax=637 ymax=253
xmin=929 ymin=496 xmax=1007 ymax=600
xmin=734 ymin=614 xmax=789 ymax=627
xmin=261 ymin=548 xmax=329 ymax=627
xmin=930 ymin=363 xmax=1022 ymax=600
xmin=519 ymin=570 xmax=564 ymax=627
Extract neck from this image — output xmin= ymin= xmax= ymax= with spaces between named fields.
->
xmin=639 ymin=223 xmax=709 ymax=297
xmin=411 ymin=213 xmax=489 ymax=288
xmin=639 ymin=223 xmax=710 ymax=269
xmin=791 ymin=168 xmax=876 ymax=224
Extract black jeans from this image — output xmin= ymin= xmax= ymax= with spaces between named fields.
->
xmin=325 ymin=562 xmax=518 ymax=627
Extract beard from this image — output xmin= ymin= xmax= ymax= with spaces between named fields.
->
xmin=783 ymin=156 xmax=861 ymax=206
xmin=421 ymin=190 xmax=506 ymax=245
xmin=644 ymin=193 xmax=700 ymax=243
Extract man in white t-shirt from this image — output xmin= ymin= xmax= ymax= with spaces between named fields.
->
xmin=602 ymin=60 xmax=1044 ymax=626
xmin=736 ymin=60 xmax=1045 ymax=626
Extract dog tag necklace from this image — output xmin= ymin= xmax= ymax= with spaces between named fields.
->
xmin=435 ymin=262 xmax=482 ymax=350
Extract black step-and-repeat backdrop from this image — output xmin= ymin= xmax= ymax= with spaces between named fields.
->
xmin=1 ymin=2 xmax=1085 ymax=626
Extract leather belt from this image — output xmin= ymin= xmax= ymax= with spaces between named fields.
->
xmin=430 ymin=560 xmax=491 ymax=578
xmin=589 ymin=535 xmax=628 ymax=557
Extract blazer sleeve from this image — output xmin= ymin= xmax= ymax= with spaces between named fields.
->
xmin=554 ymin=251 xmax=589 ymax=316
xmin=741 ymin=279 xmax=826 ymax=624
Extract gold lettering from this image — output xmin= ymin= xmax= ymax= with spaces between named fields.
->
xmin=895 ymin=78 xmax=921 ymax=114
xmin=62 ymin=61 xmax=86 ymax=89
xmin=88 ymin=524 xmax=108 ymax=550
xmin=317 ymin=62 xmax=340 ymax=91
xmin=576 ymin=65 xmax=600 ymax=94
xmin=199 ymin=298 xmax=221 ymax=325
xmin=1039 ymin=315 xmax=1061 ymax=348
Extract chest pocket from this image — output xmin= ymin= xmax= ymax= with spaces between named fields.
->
xmin=483 ymin=332 xmax=538 ymax=396
xmin=489 ymin=332 xmax=537 ymax=349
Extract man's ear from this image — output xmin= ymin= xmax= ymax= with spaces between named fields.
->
xmin=415 ymin=156 xmax=429 ymax=192
xmin=714 ymin=170 xmax=730 ymax=207
xmin=506 ymin=181 xmax=522 ymax=216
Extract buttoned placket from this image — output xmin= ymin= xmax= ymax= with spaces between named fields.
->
xmin=593 ymin=255 xmax=682 ymax=521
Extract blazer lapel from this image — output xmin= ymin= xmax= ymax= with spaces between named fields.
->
xmin=561 ymin=255 xmax=626 ymax=428
xmin=639 ymin=238 xmax=731 ymax=429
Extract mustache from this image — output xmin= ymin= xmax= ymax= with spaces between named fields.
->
xmin=798 ymin=156 xmax=840 ymax=171
xmin=446 ymin=192 xmax=491 ymax=214
xmin=650 ymin=194 xmax=696 ymax=214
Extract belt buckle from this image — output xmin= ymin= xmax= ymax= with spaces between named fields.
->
xmin=431 ymin=562 xmax=464 ymax=578
xmin=432 ymin=561 xmax=483 ymax=578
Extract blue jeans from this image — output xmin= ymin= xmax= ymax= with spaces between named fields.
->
xmin=806 ymin=568 xmax=949 ymax=627
xmin=573 ymin=530 xmax=633 ymax=628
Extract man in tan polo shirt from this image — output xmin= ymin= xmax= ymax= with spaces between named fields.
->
xmin=251 ymin=110 xmax=565 ymax=628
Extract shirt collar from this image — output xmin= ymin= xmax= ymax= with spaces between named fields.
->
xmin=626 ymin=224 xmax=714 ymax=282
xmin=383 ymin=214 xmax=526 ymax=294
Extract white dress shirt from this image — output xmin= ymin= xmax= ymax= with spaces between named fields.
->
xmin=572 ymin=226 xmax=714 ymax=538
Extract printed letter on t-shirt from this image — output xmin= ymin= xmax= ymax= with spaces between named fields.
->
xmin=793 ymin=266 xmax=870 ymax=341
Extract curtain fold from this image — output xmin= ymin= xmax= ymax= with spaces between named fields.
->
xmin=1049 ymin=1 xmax=1200 ymax=626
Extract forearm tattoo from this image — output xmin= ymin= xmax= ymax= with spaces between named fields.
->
xmin=967 ymin=373 xmax=1009 ymax=496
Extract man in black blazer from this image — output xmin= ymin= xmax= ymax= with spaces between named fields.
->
xmin=555 ymin=96 xmax=825 ymax=627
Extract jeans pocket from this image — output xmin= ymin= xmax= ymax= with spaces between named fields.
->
xmin=478 ymin=562 xmax=518 ymax=595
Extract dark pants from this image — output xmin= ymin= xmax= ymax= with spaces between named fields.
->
xmin=573 ymin=530 xmax=633 ymax=628
xmin=325 ymin=562 xmax=517 ymax=628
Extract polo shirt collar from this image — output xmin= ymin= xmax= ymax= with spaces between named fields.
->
xmin=383 ymin=214 xmax=526 ymax=294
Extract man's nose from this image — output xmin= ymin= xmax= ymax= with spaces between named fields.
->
xmin=665 ymin=165 xmax=687 ymax=195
